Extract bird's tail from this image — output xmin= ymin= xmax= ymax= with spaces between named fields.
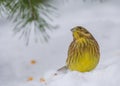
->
xmin=57 ymin=66 xmax=68 ymax=73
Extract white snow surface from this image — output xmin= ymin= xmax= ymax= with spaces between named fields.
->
xmin=0 ymin=0 xmax=120 ymax=86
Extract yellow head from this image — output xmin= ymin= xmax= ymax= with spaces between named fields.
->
xmin=71 ymin=26 xmax=94 ymax=40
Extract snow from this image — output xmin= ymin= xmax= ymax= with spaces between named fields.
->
xmin=0 ymin=0 xmax=120 ymax=86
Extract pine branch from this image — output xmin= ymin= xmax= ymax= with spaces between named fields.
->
xmin=0 ymin=0 xmax=58 ymax=45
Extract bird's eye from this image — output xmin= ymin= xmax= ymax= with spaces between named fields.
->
xmin=85 ymin=31 xmax=89 ymax=34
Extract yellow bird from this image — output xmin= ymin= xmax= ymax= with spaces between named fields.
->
xmin=65 ymin=26 xmax=100 ymax=72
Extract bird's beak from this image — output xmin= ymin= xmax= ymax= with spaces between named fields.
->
xmin=71 ymin=28 xmax=74 ymax=32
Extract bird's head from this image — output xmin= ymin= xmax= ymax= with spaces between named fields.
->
xmin=71 ymin=26 xmax=94 ymax=40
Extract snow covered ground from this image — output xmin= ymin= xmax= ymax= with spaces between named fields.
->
xmin=0 ymin=0 xmax=120 ymax=86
